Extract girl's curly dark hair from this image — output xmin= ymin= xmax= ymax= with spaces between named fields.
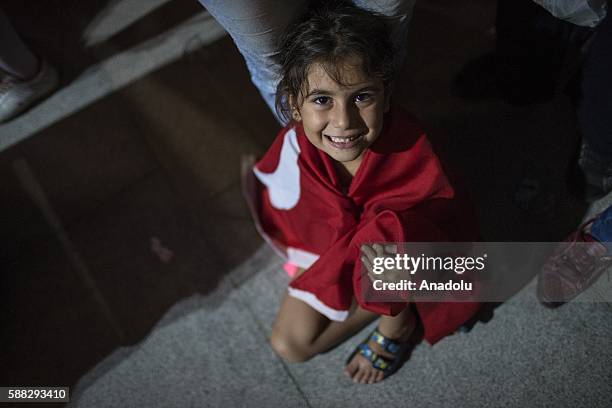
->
xmin=274 ymin=0 xmax=396 ymax=123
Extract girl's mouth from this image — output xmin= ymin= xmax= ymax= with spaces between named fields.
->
xmin=324 ymin=133 xmax=363 ymax=150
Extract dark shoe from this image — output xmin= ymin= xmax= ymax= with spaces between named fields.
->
xmin=537 ymin=218 xmax=612 ymax=307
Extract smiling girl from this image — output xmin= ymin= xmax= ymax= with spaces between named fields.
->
xmin=244 ymin=0 xmax=480 ymax=384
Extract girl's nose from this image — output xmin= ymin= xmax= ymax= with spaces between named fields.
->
xmin=330 ymin=103 xmax=357 ymax=130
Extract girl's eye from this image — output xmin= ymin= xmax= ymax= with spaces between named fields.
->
xmin=312 ymin=96 xmax=331 ymax=105
xmin=355 ymin=93 xmax=372 ymax=103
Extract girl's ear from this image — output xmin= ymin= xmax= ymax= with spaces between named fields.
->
xmin=289 ymin=95 xmax=302 ymax=121
xmin=291 ymin=107 xmax=302 ymax=122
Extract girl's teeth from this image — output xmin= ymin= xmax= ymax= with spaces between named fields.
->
xmin=329 ymin=135 xmax=359 ymax=143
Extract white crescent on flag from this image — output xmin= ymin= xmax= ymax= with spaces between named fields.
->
xmin=253 ymin=128 xmax=301 ymax=210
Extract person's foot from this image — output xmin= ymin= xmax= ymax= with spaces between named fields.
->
xmin=344 ymin=316 xmax=416 ymax=384
xmin=0 ymin=59 xmax=59 ymax=123
xmin=537 ymin=217 xmax=612 ymax=307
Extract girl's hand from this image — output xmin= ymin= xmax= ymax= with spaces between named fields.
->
xmin=360 ymin=243 xmax=400 ymax=283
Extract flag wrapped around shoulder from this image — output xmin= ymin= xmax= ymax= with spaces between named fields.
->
xmin=243 ymin=106 xmax=480 ymax=344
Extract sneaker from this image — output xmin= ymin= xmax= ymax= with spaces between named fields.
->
xmin=537 ymin=218 xmax=612 ymax=307
xmin=0 ymin=59 xmax=59 ymax=123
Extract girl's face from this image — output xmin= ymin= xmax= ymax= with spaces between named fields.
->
xmin=293 ymin=58 xmax=389 ymax=174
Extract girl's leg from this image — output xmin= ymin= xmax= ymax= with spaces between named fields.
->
xmin=0 ymin=9 xmax=39 ymax=80
xmin=270 ymin=289 xmax=417 ymax=384
xmin=270 ymin=292 xmax=377 ymax=362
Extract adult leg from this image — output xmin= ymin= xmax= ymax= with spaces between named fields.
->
xmin=591 ymin=204 xmax=612 ymax=252
xmin=198 ymin=0 xmax=415 ymax=122
xmin=197 ymin=0 xmax=307 ymax=122
xmin=0 ymin=8 xmax=39 ymax=80
xmin=352 ymin=0 xmax=416 ymax=72
xmin=578 ymin=14 xmax=612 ymax=198
xmin=495 ymin=0 xmax=590 ymax=104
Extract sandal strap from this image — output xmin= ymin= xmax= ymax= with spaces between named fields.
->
xmin=370 ymin=329 xmax=403 ymax=354
xmin=357 ymin=343 xmax=392 ymax=371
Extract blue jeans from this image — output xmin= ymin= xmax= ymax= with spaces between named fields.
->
xmin=592 ymin=205 xmax=612 ymax=252
xmin=198 ymin=0 xmax=415 ymax=123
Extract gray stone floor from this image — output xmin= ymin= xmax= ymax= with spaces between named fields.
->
xmin=69 ymin=242 xmax=612 ymax=408
xmin=1 ymin=0 xmax=611 ymax=407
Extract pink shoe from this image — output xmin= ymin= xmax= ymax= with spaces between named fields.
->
xmin=537 ymin=218 xmax=612 ymax=307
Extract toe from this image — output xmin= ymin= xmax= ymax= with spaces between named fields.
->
xmin=361 ymin=369 xmax=370 ymax=384
xmin=367 ymin=369 xmax=378 ymax=384
xmin=359 ymin=371 xmax=370 ymax=384
xmin=354 ymin=365 xmax=368 ymax=384
xmin=344 ymin=359 xmax=359 ymax=378
xmin=376 ymin=370 xmax=384 ymax=383
xmin=352 ymin=366 xmax=362 ymax=383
